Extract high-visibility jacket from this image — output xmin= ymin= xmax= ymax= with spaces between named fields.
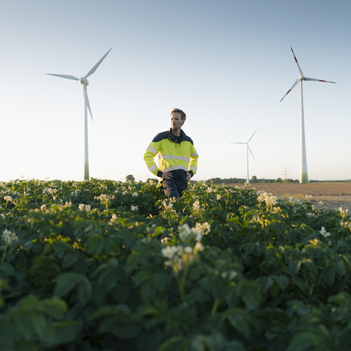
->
xmin=144 ymin=129 xmax=199 ymax=179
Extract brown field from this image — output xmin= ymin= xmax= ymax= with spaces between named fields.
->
xmin=229 ymin=183 xmax=351 ymax=211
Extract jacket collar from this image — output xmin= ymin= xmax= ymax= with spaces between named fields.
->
xmin=168 ymin=129 xmax=184 ymax=143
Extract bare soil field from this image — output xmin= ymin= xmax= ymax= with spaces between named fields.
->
xmin=229 ymin=183 xmax=351 ymax=211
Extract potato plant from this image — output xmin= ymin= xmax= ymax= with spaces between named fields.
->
xmin=1 ymin=179 xmax=351 ymax=351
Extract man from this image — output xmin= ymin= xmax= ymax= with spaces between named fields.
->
xmin=144 ymin=108 xmax=199 ymax=198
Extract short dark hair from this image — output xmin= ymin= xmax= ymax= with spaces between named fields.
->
xmin=171 ymin=108 xmax=186 ymax=120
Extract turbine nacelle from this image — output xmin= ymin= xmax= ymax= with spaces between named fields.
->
xmin=79 ymin=77 xmax=89 ymax=85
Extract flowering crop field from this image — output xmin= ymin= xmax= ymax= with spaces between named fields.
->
xmin=1 ymin=179 xmax=351 ymax=351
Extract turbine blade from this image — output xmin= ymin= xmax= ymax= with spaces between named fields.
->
xmin=230 ymin=142 xmax=246 ymax=144
xmin=248 ymin=145 xmax=255 ymax=159
xmin=85 ymin=48 xmax=112 ymax=78
xmin=280 ymin=78 xmax=300 ymax=102
xmin=46 ymin=73 xmax=79 ymax=81
xmin=248 ymin=129 xmax=258 ymax=143
xmin=304 ymin=77 xmax=337 ymax=84
xmin=83 ymin=85 xmax=93 ymax=121
xmin=290 ymin=47 xmax=304 ymax=76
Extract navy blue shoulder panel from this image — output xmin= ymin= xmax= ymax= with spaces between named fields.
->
xmin=152 ymin=131 xmax=169 ymax=143
xmin=180 ymin=130 xmax=194 ymax=145
xmin=152 ymin=129 xmax=194 ymax=145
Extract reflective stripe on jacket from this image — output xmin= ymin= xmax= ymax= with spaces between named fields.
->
xmin=144 ymin=129 xmax=199 ymax=177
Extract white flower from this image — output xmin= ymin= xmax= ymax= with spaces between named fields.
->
xmin=184 ymin=246 xmax=193 ymax=254
xmin=162 ymin=200 xmax=175 ymax=212
xmin=194 ymin=241 xmax=205 ymax=252
xmin=2 ymin=229 xmax=18 ymax=245
xmin=78 ymin=203 xmax=91 ymax=211
xmin=206 ymin=187 xmax=213 ymax=193
xmin=4 ymin=196 xmax=12 ymax=202
xmin=305 ymin=194 xmax=312 ymax=199
xmin=131 ymin=205 xmax=138 ymax=211
xmin=216 ymin=194 xmax=221 ymax=200
xmin=132 ymin=192 xmax=138 ymax=197
xmin=190 ymin=228 xmax=203 ymax=241
xmin=161 ymin=237 xmax=170 ymax=244
xmin=178 ymin=223 xmax=192 ymax=241
xmin=195 ymin=222 xmax=211 ymax=235
xmin=40 ymin=204 xmax=47 ymax=211
xmin=122 ymin=191 xmax=128 ymax=195
xmin=193 ymin=200 xmax=201 ymax=212
xmin=221 ymin=271 xmax=238 ymax=280
xmin=64 ymin=201 xmax=72 ymax=207
xmin=320 ymin=227 xmax=331 ymax=237
xmin=256 ymin=191 xmax=277 ymax=206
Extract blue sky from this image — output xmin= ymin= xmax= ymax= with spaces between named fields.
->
xmin=1 ymin=0 xmax=350 ymax=182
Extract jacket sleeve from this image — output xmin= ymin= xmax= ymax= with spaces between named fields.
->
xmin=189 ymin=145 xmax=199 ymax=176
xmin=144 ymin=140 xmax=161 ymax=177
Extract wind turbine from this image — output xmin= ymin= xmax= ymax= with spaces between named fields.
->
xmin=280 ymin=47 xmax=336 ymax=184
xmin=230 ymin=129 xmax=257 ymax=184
xmin=46 ymin=48 xmax=112 ymax=181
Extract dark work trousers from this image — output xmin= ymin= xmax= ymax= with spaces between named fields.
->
xmin=162 ymin=170 xmax=188 ymax=198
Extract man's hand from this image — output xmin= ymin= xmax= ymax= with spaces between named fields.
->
xmin=186 ymin=172 xmax=192 ymax=181
xmin=162 ymin=171 xmax=173 ymax=179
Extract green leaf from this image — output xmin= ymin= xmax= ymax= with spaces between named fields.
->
xmin=52 ymin=321 xmax=81 ymax=345
xmin=328 ymin=291 xmax=351 ymax=306
xmin=157 ymin=336 xmax=184 ymax=351
xmin=225 ymin=309 xmax=250 ymax=340
xmin=41 ymin=297 xmax=67 ymax=319
xmin=235 ymin=280 xmax=260 ymax=310
xmin=269 ymin=283 xmax=280 ymax=297
xmin=261 ymin=277 xmax=274 ymax=292
xmin=77 ymin=277 xmax=92 ymax=306
xmin=275 ymin=275 xmax=289 ymax=290
xmin=62 ymin=251 xmax=79 ymax=268
xmin=54 ymin=272 xmax=81 ymax=297
xmin=0 ymin=262 xmax=16 ymax=276
xmin=91 ymin=304 xmax=130 ymax=319
xmin=292 ymin=277 xmax=306 ymax=292
xmin=287 ymin=332 xmax=319 ymax=351
xmin=322 ymin=267 xmax=335 ymax=286
xmin=0 ymin=279 xmax=11 ymax=291
xmin=288 ymin=260 xmax=301 ymax=275
xmin=87 ymin=234 xmax=104 ymax=256
xmin=335 ymin=257 xmax=346 ymax=276
xmin=303 ymin=259 xmax=318 ymax=275
xmin=52 ymin=241 xmax=71 ymax=253
xmin=141 ymin=282 xmax=156 ymax=303
xmin=111 ymin=325 xmax=141 ymax=339
xmin=22 ymin=240 xmax=33 ymax=250
xmin=136 ymin=331 xmax=163 ymax=351
xmin=12 ymin=340 xmax=38 ymax=351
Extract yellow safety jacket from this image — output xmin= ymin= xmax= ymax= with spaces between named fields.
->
xmin=144 ymin=129 xmax=199 ymax=181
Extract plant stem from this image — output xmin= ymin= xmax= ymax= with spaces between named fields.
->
xmin=211 ymin=297 xmax=220 ymax=315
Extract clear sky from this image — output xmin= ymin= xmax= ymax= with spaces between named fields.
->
xmin=1 ymin=0 xmax=350 ymax=182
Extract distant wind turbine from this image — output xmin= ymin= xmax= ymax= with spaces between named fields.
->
xmin=280 ymin=47 xmax=336 ymax=184
xmin=230 ymin=129 xmax=257 ymax=184
xmin=46 ymin=48 xmax=112 ymax=181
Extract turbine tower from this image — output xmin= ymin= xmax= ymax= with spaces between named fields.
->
xmin=230 ymin=129 xmax=257 ymax=184
xmin=280 ymin=47 xmax=336 ymax=184
xmin=47 ymin=48 xmax=112 ymax=181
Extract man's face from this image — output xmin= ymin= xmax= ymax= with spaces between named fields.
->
xmin=170 ymin=112 xmax=185 ymax=131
